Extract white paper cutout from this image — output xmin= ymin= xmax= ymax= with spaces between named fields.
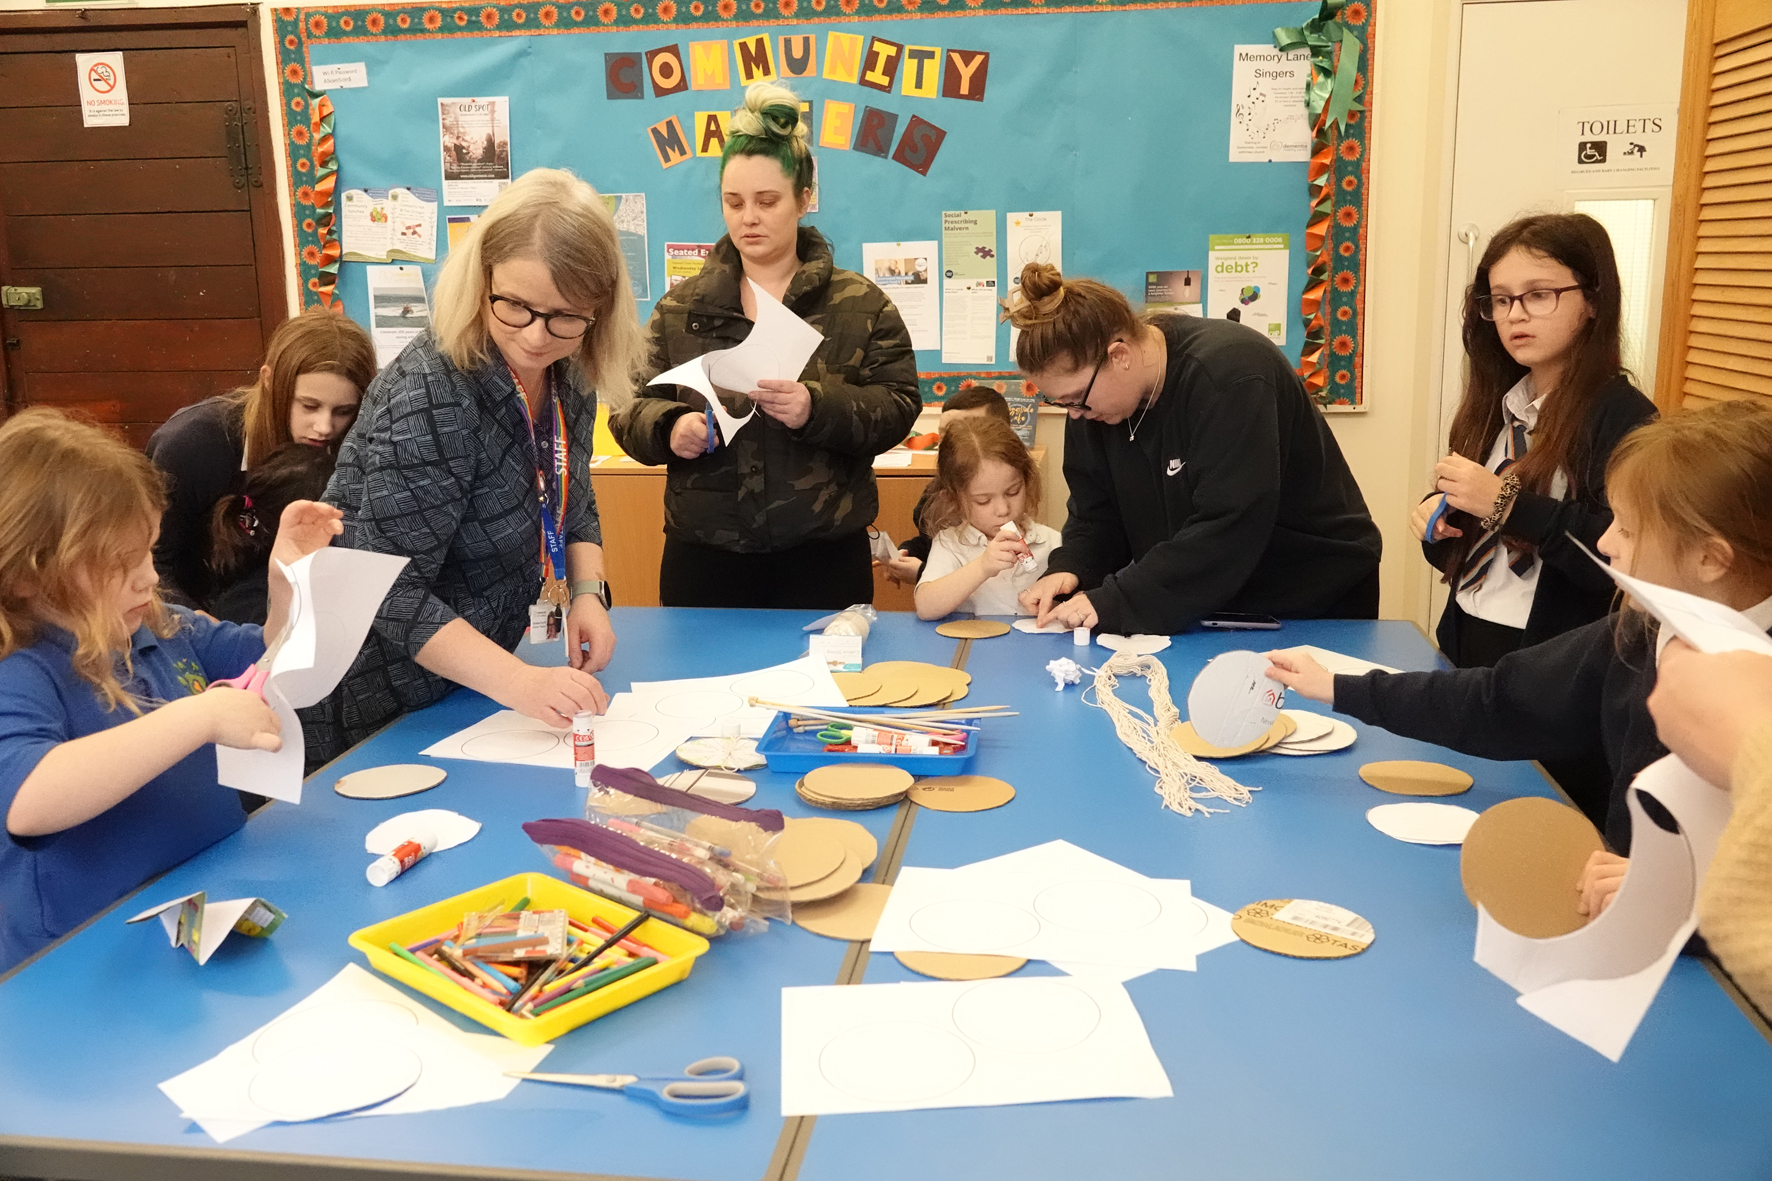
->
xmin=1366 ymin=802 xmax=1479 ymax=845
xmin=126 ymin=891 xmax=284 ymax=966
xmin=1186 ymin=649 xmax=1283 ymax=748
xmin=1096 ymin=633 xmax=1172 ymax=655
xmin=363 ymin=809 xmax=482 ymax=855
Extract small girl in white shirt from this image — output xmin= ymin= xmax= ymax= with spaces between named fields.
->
xmin=915 ymin=416 xmax=1061 ymax=620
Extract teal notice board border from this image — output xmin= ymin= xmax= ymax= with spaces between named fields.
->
xmin=275 ymin=0 xmax=1375 ymax=407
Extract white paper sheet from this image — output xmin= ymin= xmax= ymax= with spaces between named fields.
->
xmin=216 ymin=548 xmax=407 ymax=804
xmin=364 ymin=809 xmax=482 ymax=855
xmin=1580 ymin=542 xmax=1772 ymax=658
xmin=862 ymin=241 xmax=939 ymax=351
xmin=1473 ymin=755 xmax=1732 ymax=1060
xmin=420 ymin=703 xmax=693 ymax=774
xmin=780 ymin=976 xmax=1171 ymax=1115
xmin=647 ymin=280 xmax=823 ymax=447
xmin=386 ymin=187 xmax=439 ymax=263
xmin=627 ymin=654 xmax=848 ymax=739
xmin=1283 ymin=645 xmax=1403 ymax=677
xmin=159 ymin=964 xmax=550 ymax=1142
xmin=1366 ymin=802 xmax=1479 ymax=845
xmin=1005 ymin=212 xmax=1061 ymax=361
xmin=1096 ymin=633 xmax=1171 ymax=655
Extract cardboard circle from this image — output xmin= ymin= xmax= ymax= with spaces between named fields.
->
xmin=832 ymin=671 xmax=882 ymax=703
xmin=936 ymin=619 xmax=1011 ymax=639
xmin=672 ymin=737 xmax=766 ymax=770
xmin=1231 ymin=899 xmax=1375 ymax=959
xmin=766 ymin=846 xmax=866 ymax=903
xmin=908 ymin=775 xmax=1016 ymax=813
xmin=1278 ymin=709 xmax=1337 ymax=745
xmin=1270 ymin=717 xmax=1358 ymax=756
xmin=1170 ymin=713 xmax=1295 ymax=759
xmin=893 ymin=950 xmax=1028 ymax=980
xmin=785 ymin=817 xmax=879 ymax=870
xmin=796 ymin=779 xmax=905 ymax=812
xmin=769 ymin=828 xmax=847 ymax=887
xmin=793 ymin=881 xmax=895 ymax=941
xmin=1186 ymin=649 xmax=1284 ymax=748
xmin=803 ymin=762 xmax=914 ymax=803
xmin=1367 ymin=802 xmax=1480 ymax=846
xmin=845 ymin=673 xmax=919 ymax=707
xmin=335 ymin=764 xmax=447 ymax=800
xmin=1460 ymin=797 xmax=1604 ymax=938
xmin=1359 ymin=760 xmax=1474 ymax=796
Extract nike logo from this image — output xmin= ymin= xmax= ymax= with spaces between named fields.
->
xmin=1166 ymin=459 xmax=1184 ymax=476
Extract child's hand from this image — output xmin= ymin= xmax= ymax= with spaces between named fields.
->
xmin=1576 ymin=850 xmax=1629 ymax=919
xmin=270 ymin=500 xmax=344 ymax=567
xmin=877 ymin=550 xmax=923 ymax=586
xmin=197 ymin=687 xmax=282 ymax=751
xmin=978 ymin=533 xmax=1031 ymax=578
xmin=1264 ymin=649 xmax=1335 ymax=705
xmin=1435 ymin=454 xmax=1505 ymax=519
xmin=1409 ymin=494 xmax=1462 ymax=542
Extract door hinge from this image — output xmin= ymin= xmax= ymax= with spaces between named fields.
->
xmin=224 ymin=102 xmax=248 ymax=190
xmin=240 ymin=100 xmax=263 ymax=188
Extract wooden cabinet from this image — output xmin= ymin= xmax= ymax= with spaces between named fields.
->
xmin=590 ymin=446 xmax=1046 ymax=611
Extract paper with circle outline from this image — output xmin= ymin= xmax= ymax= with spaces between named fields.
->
xmin=627 ymin=654 xmax=848 ymax=738
xmin=781 ymin=976 xmax=1171 ymax=1116
xmin=420 ymin=706 xmax=690 ymax=773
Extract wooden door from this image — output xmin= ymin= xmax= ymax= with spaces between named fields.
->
xmin=1657 ymin=0 xmax=1772 ymax=412
xmin=0 ymin=6 xmax=286 ymax=446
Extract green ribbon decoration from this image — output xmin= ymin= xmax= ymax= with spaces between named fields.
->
xmin=1275 ymin=0 xmax=1364 ymax=132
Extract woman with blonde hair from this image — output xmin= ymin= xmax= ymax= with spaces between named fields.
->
xmin=612 ymin=82 xmax=920 ymax=608
xmin=304 ymin=167 xmax=645 ymax=767
xmin=146 ymin=308 xmax=374 ymax=610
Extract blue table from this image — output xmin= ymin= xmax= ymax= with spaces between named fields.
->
xmin=0 ymin=611 xmax=1767 ymax=1181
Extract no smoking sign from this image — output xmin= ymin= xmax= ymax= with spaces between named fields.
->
xmin=75 ymin=51 xmax=129 ymax=127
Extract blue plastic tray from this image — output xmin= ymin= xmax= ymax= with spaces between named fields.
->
xmin=754 ymin=711 xmax=977 ymax=775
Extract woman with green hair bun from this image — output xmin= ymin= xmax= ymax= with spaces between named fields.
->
xmin=611 ymin=81 xmax=921 ymax=609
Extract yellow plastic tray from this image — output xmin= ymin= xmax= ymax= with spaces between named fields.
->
xmin=349 ymin=872 xmax=709 ymax=1046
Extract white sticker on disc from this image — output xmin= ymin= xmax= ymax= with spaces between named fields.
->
xmin=1270 ymin=899 xmax=1374 ymax=947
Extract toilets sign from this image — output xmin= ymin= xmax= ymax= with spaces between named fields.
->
xmin=1562 ymin=103 xmax=1677 ymax=185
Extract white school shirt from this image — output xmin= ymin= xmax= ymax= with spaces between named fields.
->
xmin=919 ymin=520 xmax=1062 ymax=616
xmin=1455 ymin=377 xmax=1568 ymax=630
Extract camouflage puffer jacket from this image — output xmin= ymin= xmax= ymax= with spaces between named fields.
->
xmin=610 ymin=227 xmax=921 ymax=553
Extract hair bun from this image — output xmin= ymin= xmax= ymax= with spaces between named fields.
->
xmin=732 ymin=81 xmax=807 ymax=144
xmin=1003 ymin=263 xmax=1065 ymax=329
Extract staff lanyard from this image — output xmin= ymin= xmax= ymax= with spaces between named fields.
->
xmin=509 ymin=366 xmax=569 ymax=586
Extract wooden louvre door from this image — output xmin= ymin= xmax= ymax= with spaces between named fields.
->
xmin=1658 ymin=0 xmax=1772 ymax=413
xmin=0 ymin=6 xmax=287 ymax=446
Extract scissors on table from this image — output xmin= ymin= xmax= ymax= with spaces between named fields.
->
xmin=816 ymin=723 xmax=854 ymax=744
xmin=505 ymin=1055 xmax=748 ymax=1116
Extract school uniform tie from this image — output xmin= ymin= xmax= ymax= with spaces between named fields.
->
xmin=1457 ymin=416 xmax=1537 ymax=594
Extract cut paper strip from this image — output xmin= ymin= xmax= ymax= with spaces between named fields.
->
xmin=1473 ymin=755 xmax=1732 ymax=1060
xmin=895 ymin=951 xmax=1027 ymax=980
xmin=781 ymin=977 xmax=1172 ymax=1115
xmin=1186 ymin=649 xmax=1284 ymax=748
xmin=335 ymin=764 xmax=447 ymax=800
xmin=364 ymin=810 xmax=482 ymax=856
xmin=1360 ymin=760 xmax=1473 ymax=797
xmin=1171 ymin=713 xmax=1294 ymax=759
xmin=1097 ymin=633 xmax=1171 ymax=655
xmin=1460 ymin=796 xmax=1604 ymax=939
xmin=936 ymin=619 xmax=1011 ymax=639
xmin=1012 ymin=618 xmax=1070 ymax=635
xmin=1366 ymin=802 xmax=1479 ymax=846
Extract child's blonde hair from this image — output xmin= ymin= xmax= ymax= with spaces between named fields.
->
xmin=1606 ymin=399 xmax=1772 ymax=593
xmin=922 ymin=416 xmax=1041 ymax=536
xmin=0 ymin=409 xmax=176 ymax=713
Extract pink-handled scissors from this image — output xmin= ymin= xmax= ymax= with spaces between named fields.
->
xmin=208 ymin=604 xmax=297 ymax=701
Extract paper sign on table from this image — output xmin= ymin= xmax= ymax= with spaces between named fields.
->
xmin=647 ymin=280 xmax=823 ymax=446
xmin=127 ymin=891 xmax=285 ymax=966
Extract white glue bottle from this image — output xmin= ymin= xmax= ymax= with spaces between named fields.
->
xmin=573 ymin=710 xmax=597 ymax=788
xmin=366 ymin=833 xmax=436 ymax=887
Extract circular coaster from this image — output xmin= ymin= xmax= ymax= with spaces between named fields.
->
xmin=908 ymin=775 xmax=1016 ymax=813
xmin=1278 ymin=709 xmax=1337 ymax=745
xmin=1232 ymin=899 xmax=1375 ymax=959
xmin=673 ymin=737 xmax=767 ymax=771
xmin=335 ymin=764 xmax=447 ymax=800
xmin=1170 ymin=713 xmax=1295 ymax=759
xmin=1367 ymin=802 xmax=1480 ymax=846
xmin=936 ymin=619 xmax=1011 ymax=639
xmin=1359 ymin=760 xmax=1474 ymax=796
xmin=657 ymin=768 xmax=757 ymax=804
xmin=1271 ymin=717 xmax=1358 ymax=756
xmin=793 ymin=882 xmax=895 ymax=941
xmin=766 ymin=847 xmax=866 ymax=903
xmin=832 ymin=671 xmax=882 ymax=703
xmin=769 ymin=828 xmax=847 ymax=887
xmin=1460 ymin=797 xmax=1604 ymax=938
xmin=803 ymin=762 xmax=915 ymax=803
xmin=785 ymin=817 xmax=879 ymax=870
xmin=894 ymin=950 xmax=1027 ymax=980
xmin=846 ymin=673 xmax=920 ymax=707
xmin=866 ymin=661 xmax=972 ymax=687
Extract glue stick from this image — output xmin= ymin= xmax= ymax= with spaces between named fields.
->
xmin=1073 ymin=625 xmax=1090 ymax=646
xmin=572 ymin=710 xmax=597 ymax=787
xmin=997 ymin=521 xmax=1036 ymax=574
xmin=366 ymin=833 xmax=436 ymax=887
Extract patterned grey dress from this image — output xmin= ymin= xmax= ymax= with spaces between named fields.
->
xmin=300 ymin=331 xmax=602 ymax=768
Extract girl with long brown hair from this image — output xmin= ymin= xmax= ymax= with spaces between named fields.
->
xmin=1416 ymin=213 xmax=1656 ymax=668
xmin=1270 ymin=400 xmax=1772 ymax=915
xmin=146 ymin=308 xmax=375 ymax=611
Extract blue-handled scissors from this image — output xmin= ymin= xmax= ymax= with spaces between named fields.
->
xmin=505 ymin=1056 xmax=748 ymax=1116
xmin=1422 ymin=494 xmax=1453 ymax=542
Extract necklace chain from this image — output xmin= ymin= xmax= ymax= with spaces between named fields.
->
xmin=1126 ymin=334 xmax=1166 ymax=442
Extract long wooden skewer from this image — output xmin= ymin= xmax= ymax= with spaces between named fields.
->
xmin=750 ymin=698 xmax=965 ymax=738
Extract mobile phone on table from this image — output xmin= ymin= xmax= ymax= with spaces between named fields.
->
xmin=1199 ymin=613 xmax=1281 ymax=631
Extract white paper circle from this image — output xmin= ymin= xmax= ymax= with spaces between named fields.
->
xmin=819 ymin=1021 xmax=975 ymax=1102
xmin=1012 ymin=618 xmax=1070 ymax=635
xmin=1096 ymin=633 xmax=1172 ymax=655
xmin=730 ymin=668 xmax=816 ymax=698
xmin=363 ymin=809 xmax=481 ymax=856
xmin=1366 ymin=802 xmax=1480 ymax=845
xmin=251 ymin=1001 xmax=418 ymax=1063
xmin=1034 ymin=878 xmax=1163 ymax=932
xmin=1271 ymin=717 xmax=1358 ymax=755
xmin=248 ymin=1040 xmax=421 ymax=1122
xmin=1186 ymin=650 xmax=1283 ymax=748
xmin=1279 ymin=709 xmax=1336 ymax=745
xmin=652 ymin=689 xmax=744 ymax=720
xmin=909 ymin=899 xmax=1042 ymax=952
xmin=952 ymin=980 xmax=1102 ymax=1052
xmin=589 ymin=718 xmax=662 ymax=753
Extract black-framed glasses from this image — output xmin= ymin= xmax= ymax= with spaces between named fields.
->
xmin=1036 ymin=356 xmax=1104 ymax=410
xmin=1476 ymin=285 xmax=1586 ymax=321
xmin=488 ymin=293 xmax=595 ymax=339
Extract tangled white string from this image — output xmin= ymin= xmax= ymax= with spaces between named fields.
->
xmin=1084 ymin=651 xmax=1256 ymax=817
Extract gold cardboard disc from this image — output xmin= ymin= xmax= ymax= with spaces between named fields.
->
xmin=845 ymin=673 xmax=919 ymax=707
xmin=793 ymin=882 xmax=895 ymax=941
xmin=769 ymin=827 xmax=847 ymax=887
xmin=1231 ymin=898 xmax=1375 ymax=959
xmin=894 ymin=951 xmax=1027 ymax=980
xmin=785 ymin=817 xmax=878 ymax=870
xmin=1459 ymin=797 xmax=1605 ymax=938
xmin=803 ymin=762 xmax=915 ymax=802
xmin=832 ymin=671 xmax=882 ymax=703
xmin=796 ymin=777 xmax=907 ymax=812
xmin=1170 ymin=713 xmax=1295 ymax=759
xmin=334 ymin=764 xmax=447 ymax=800
xmin=763 ymin=847 xmax=865 ymax=903
xmin=1359 ymin=760 xmax=1474 ymax=796
xmin=908 ymin=775 xmax=1016 ymax=813
xmin=935 ymin=619 xmax=1012 ymax=639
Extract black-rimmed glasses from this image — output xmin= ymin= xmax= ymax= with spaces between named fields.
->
xmin=489 ymin=293 xmax=595 ymax=339
xmin=1035 ymin=356 xmax=1104 ymax=410
xmin=1476 ymin=284 xmax=1586 ymax=321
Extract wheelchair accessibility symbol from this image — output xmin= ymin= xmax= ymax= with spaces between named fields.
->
xmin=1577 ymin=140 xmax=1607 ymax=165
